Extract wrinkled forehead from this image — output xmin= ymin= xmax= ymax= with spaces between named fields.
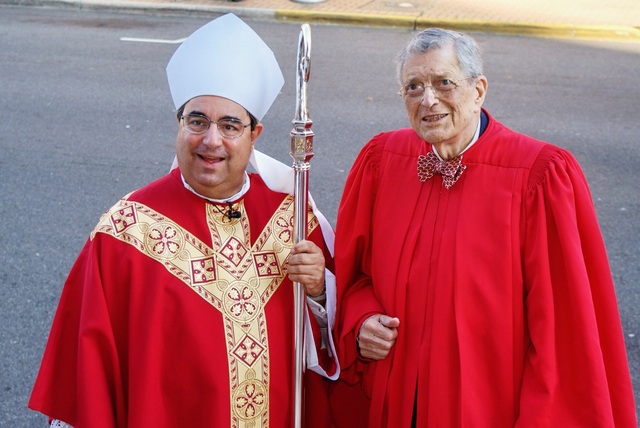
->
xmin=400 ymin=47 xmax=461 ymax=81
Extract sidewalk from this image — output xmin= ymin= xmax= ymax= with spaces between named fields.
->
xmin=5 ymin=0 xmax=640 ymax=42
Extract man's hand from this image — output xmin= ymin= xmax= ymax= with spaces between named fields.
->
xmin=287 ymin=240 xmax=325 ymax=297
xmin=357 ymin=314 xmax=400 ymax=360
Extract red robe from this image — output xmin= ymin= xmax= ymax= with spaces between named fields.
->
xmin=333 ymin=110 xmax=637 ymax=427
xmin=29 ymin=169 xmax=337 ymax=428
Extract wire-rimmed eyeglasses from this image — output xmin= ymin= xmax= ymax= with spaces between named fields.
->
xmin=180 ymin=114 xmax=250 ymax=138
xmin=397 ymin=77 xmax=473 ymax=101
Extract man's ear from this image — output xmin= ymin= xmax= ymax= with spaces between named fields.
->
xmin=250 ymin=122 xmax=264 ymax=148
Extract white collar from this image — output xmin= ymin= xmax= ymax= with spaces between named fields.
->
xmin=180 ymin=172 xmax=251 ymax=203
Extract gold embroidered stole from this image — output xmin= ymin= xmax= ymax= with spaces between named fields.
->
xmin=92 ymin=193 xmax=319 ymax=427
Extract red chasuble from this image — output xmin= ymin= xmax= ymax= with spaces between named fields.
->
xmin=334 ymin=110 xmax=637 ymax=427
xmin=29 ymin=169 xmax=336 ymax=428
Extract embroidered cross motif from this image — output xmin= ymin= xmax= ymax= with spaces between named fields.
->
xmin=110 ymin=205 xmax=137 ymax=233
xmin=221 ymin=236 xmax=248 ymax=266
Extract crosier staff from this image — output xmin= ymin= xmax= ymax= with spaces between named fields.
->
xmin=290 ymin=23 xmax=313 ymax=428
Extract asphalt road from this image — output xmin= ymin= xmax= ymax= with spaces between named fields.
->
xmin=1 ymin=5 xmax=638 ymax=425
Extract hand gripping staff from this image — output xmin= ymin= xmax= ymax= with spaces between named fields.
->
xmin=290 ymin=23 xmax=313 ymax=428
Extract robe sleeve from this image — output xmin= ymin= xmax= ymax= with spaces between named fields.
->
xmin=334 ymin=135 xmax=388 ymax=385
xmin=305 ymin=217 xmax=340 ymax=380
xmin=518 ymin=145 xmax=637 ymax=426
xmin=28 ymin=235 xmax=126 ymax=428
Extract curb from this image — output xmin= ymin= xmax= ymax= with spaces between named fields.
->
xmin=275 ymin=9 xmax=640 ymax=43
xmin=276 ymin=9 xmax=416 ymax=29
xmin=414 ymin=19 xmax=640 ymax=43
xmin=0 ymin=0 xmax=278 ymax=18
xmin=3 ymin=0 xmax=640 ymax=43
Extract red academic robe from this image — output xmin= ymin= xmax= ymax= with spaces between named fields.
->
xmin=333 ymin=110 xmax=637 ymax=427
xmin=29 ymin=169 xmax=337 ymax=428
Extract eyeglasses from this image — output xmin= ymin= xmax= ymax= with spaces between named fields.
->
xmin=180 ymin=114 xmax=250 ymax=138
xmin=398 ymin=77 xmax=473 ymax=101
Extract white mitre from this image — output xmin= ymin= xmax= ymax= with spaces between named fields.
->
xmin=166 ymin=13 xmax=283 ymax=120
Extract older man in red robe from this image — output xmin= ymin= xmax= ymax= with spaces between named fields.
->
xmin=334 ymin=28 xmax=637 ymax=427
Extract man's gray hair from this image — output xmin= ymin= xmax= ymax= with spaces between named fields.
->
xmin=396 ymin=28 xmax=484 ymax=84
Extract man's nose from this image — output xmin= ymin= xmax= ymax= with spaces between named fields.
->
xmin=202 ymin=123 xmax=224 ymax=145
xmin=421 ymin=86 xmax=440 ymax=106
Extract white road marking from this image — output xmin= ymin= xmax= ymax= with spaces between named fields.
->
xmin=120 ymin=37 xmax=186 ymax=44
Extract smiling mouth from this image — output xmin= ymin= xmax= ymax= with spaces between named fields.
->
xmin=199 ymin=154 xmax=224 ymax=164
xmin=423 ymin=114 xmax=448 ymax=122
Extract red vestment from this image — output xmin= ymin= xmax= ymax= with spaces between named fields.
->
xmin=29 ymin=169 xmax=337 ymax=428
xmin=334 ymin=110 xmax=637 ymax=427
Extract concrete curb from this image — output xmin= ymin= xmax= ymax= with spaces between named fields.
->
xmin=415 ymin=19 xmax=640 ymax=43
xmin=1 ymin=0 xmax=277 ymax=18
xmin=276 ymin=9 xmax=416 ymax=29
xmin=275 ymin=9 xmax=640 ymax=42
xmin=3 ymin=0 xmax=640 ymax=43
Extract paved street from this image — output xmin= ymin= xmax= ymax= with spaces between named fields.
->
xmin=1 ymin=5 xmax=639 ymax=425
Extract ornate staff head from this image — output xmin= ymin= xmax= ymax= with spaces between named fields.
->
xmin=290 ymin=23 xmax=314 ymax=166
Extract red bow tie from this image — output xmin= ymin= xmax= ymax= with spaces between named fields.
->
xmin=417 ymin=151 xmax=467 ymax=189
